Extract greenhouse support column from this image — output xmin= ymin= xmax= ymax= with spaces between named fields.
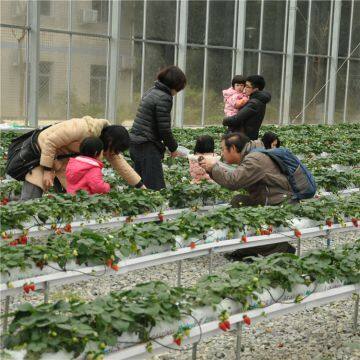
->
xmin=28 ymin=0 xmax=40 ymax=127
xmin=107 ymin=0 xmax=121 ymax=123
xmin=327 ymin=0 xmax=341 ymax=125
xmin=282 ymin=0 xmax=297 ymax=125
xmin=234 ymin=0 xmax=246 ymax=74
xmin=174 ymin=0 xmax=188 ymax=128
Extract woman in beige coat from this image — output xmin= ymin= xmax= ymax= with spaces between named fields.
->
xmin=21 ymin=116 xmax=143 ymax=200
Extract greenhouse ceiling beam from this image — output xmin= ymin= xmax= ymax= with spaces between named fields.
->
xmin=282 ymin=0 xmax=297 ymax=125
xmin=39 ymin=27 xmax=110 ymax=39
xmin=1 ymin=222 xmax=357 ymax=298
xmin=234 ymin=0 xmax=246 ymax=74
xmin=174 ymin=0 xmax=188 ymax=128
xmin=105 ymin=284 xmax=360 ymax=359
xmin=107 ymin=0 xmax=121 ymax=122
xmin=28 ymin=0 xmax=40 ymax=128
xmin=327 ymin=0 xmax=342 ymax=125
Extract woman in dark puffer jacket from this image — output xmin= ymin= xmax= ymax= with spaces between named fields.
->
xmin=129 ymin=66 xmax=187 ymax=190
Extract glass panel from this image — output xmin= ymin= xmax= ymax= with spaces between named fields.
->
xmin=0 ymin=27 xmax=27 ymax=124
xmin=294 ymin=0 xmax=308 ymax=53
xmin=120 ymin=0 xmax=143 ymax=40
xmin=204 ymin=49 xmax=233 ymax=125
xmin=262 ymin=0 xmax=286 ymax=51
xmin=338 ymin=0 xmax=352 ymax=57
xmin=39 ymin=32 xmax=68 ymax=122
xmin=0 ymin=0 xmax=27 ymax=27
xmin=243 ymin=52 xmax=258 ymax=77
xmin=334 ymin=61 xmax=347 ymax=123
xmin=208 ymin=0 xmax=235 ymax=47
xmin=351 ymin=0 xmax=360 ymax=59
xmin=117 ymin=42 xmax=142 ymax=125
xmin=70 ymin=35 xmax=108 ymax=119
xmin=72 ymin=0 xmax=109 ymax=34
xmin=304 ymin=56 xmax=327 ymax=124
xmin=187 ymin=0 xmax=206 ymax=44
xmin=184 ymin=47 xmax=204 ymax=126
xmin=290 ymin=56 xmax=306 ymax=123
xmin=143 ymin=44 xmax=174 ymax=91
xmin=40 ymin=0 xmax=68 ymax=30
xmin=346 ymin=60 xmax=360 ymax=122
xmin=261 ymin=53 xmax=282 ymax=124
xmin=309 ymin=0 xmax=331 ymax=55
xmin=244 ymin=0 xmax=261 ymax=49
xmin=146 ymin=0 xmax=176 ymax=42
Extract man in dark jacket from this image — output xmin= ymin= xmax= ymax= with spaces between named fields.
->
xmin=223 ymin=75 xmax=271 ymax=140
xmin=130 ymin=66 xmax=186 ymax=190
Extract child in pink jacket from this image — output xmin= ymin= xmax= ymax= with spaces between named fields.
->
xmin=66 ymin=137 xmax=110 ymax=195
xmin=189 ymin=135 xmax=220 ymax=184
xmin=223 ymin=75 xmax=249 ymax=116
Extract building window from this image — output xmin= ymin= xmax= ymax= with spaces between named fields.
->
xmin=90 ymin=65 xmax=107 ymax=104
xmin=92 ymin=0 xmax=109 ymax=23
xmin=39 ymin=0 xmax=51 ymax=16
xmin=39 ymin=62 xmax=52 ymax=106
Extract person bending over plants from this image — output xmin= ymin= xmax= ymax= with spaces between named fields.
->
xmin=8 ymin=116 xmax=144 ymax=201
xmin=199 ymin=132 xmax=296 ymax=259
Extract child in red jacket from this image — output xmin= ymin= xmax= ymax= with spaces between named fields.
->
xmin=66 ymin=137 xmax=110 ymax=195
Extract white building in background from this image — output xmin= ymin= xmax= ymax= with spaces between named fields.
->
xmin=0 ymin=0 xmax=359 ymax=126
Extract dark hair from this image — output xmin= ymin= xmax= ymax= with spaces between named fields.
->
xmin=221 ymin=132 xmax=250 ymax=153
xmin=100 ymin=125 xmax=130 ymax=154
xmin=261 ymin=131 xmax=281 ymax=149
xmin=80 ymin=137 xmax=104 ymax=158
xmin=157 ymin=65 xmax=187 ymax=92
xmin=246 ymin=75 xmax=266 ymax=91
xmin=231 ymin=75 xmax=246 ymax=88
xmin=194 ymin=135 xmax=215 ymax=154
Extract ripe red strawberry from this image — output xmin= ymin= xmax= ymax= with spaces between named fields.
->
xmin=111 ymin=264 xmax=119 ymax=271
xmin=9 ymin=240 xmax=18 ymax=246
xmin=260 ymin=229 xmax=271 ymax=236
xmin=64 ymin=223 xmax=72 ymax=233
xmin=158 ymin=213 xmax=164 ymax=222
xmin=189 ymin=241 xmax=196 ymax=249
xmin=18 ymin=235 xmax=28 ymax=245
xmin=106 ymin=259 xmax=113 ymax=267
xmin=241 ymin=235 xmax=247 ymax=243
xmin=243 ymin=315 xmax=251 ymax=325
xmin=294 ymin=229 xmax=301 ymax=238
xmin=29 ymin=283 xmax=35 ymax=291
xmin=173 ymin=337 xmax=182 ymax=346
xmin=23 ymin=284 xmax=30 ymax=294
xmin=223 ymin=320 xmax=231 ymax=330
xmin=1 ymin=197 xmax=9 ymax=205
xmin=351 ymin=218 xmax=358 ymax=227
xmin=219 ymin=322 xmax=228 ymax=332
xmin=325 ymin=219 xmax=333 ymax=227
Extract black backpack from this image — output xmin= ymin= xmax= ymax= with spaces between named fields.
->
xmin=5 ymin=126 xmax=78 ymax=181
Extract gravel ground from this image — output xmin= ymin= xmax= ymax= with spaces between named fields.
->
xmin=1 ymin=230 xmax=359 ymax=359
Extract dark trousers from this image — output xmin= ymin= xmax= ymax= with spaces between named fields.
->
xmin=226 ymin=194 xmax=296 ymax=261
xmin=20 ymin=178 xmax=66 ymax=201
xmin=129 ymin=142 xmax=166 ymax=191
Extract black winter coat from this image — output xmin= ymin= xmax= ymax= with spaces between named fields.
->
xmin=222 ymin=90 xmax=271 ymax=140
xmin=130 ymin=81 xmax=178 ymax=153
